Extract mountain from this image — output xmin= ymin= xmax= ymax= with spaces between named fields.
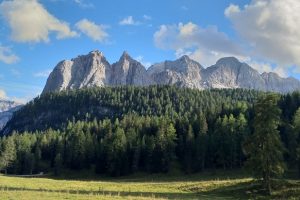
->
xmin=148 ymin=55 xmax=204 ymax=89
xmin=199 ymin=57 xmax=300 ymax=93
xmin=42 ymin=50 xmax=300 ymax=94
xmin=0 ymin=100 xmax=22 ymax=130
xmin=43 ymin=51 xmax=153 ymax=94
xmin=43 ymin=50 xmax=112 ymax=93
xmin=111 ymin=52 xmax=154 ymax=86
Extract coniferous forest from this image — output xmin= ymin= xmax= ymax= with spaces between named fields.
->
xmin=1 ymin=86 xmax=300 ymax=183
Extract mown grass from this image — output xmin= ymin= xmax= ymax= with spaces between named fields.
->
xmin=0 ymin=170 xmax=299 ymax=200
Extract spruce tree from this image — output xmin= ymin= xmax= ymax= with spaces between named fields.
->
xmin=292 ymin=107 xmax=300 ymax=177
xmin=0 ymin=137 xmax=16 ymax=174
xmin=244 ymin=94 xmax=285 ymax=194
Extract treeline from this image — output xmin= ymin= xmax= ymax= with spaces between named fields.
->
xmin=2 ymin=86 xmax=260 ymax=134
xmin=0 ymin=113 xmax=248 ymax=176
xmin=0 ymin=86 xmax=300 ymax=178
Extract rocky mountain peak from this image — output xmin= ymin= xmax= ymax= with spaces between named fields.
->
xmin=120 ymin=51 xmax=130 ymax=58
xmin=118 ymin=51 xmax=136 ymax=64
xmin=111 ymin=51 xmax=154 ymax=86
xmin=88 ymin=50 xmax=103 ymax=56
xmin=179 ymin=55 xmax=190 ymax=63
xmin=43 ymin=50 xmax=111 ymax=93
xmin=42 ymin=50 xmax=300 ymax=94
xmin=216 ymin=57 xmax=240 ymax=65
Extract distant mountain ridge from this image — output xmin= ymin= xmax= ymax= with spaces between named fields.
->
xmin=0 ymin=100 xmax=22 ymax=130
xmin=42 ymin=50 xmax=300 ymax=94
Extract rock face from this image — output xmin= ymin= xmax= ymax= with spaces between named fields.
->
xmin=43 ymin=51 xmax=153 ymax=94
xmin=148 ymin=55 xmax=204 ymax=89
xmin=0 ymin=100 xmax=22 ymax=130
xmin=202 ymin=57 xmax=266 ymax=89
xmin=43 ymin=50 xmax=111 ymax=93
xmin=42 ymin=50 xmax=300 ymax=94
xmin=111 ymin=52 xmax=154 ymax=86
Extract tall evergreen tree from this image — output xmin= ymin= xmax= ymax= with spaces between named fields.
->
xmin=244 ymin=94 xmax=285 ymax=194
xmin=292 ymin=107 xmax=300 ymax=177
xmin=0 ymin=136 xmax=16 ymax=174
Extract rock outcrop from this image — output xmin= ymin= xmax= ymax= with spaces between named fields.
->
xmin=148 ymin=55 xmax=204 ymax=89
xmin=43 ymin=50 xmax=111 ymax=93
xmin=111 ymin=52 xmax=154 ymax=86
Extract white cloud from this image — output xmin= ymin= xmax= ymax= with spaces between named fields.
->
xmin=153 ymin=19 xmax=293 ymax=77
xmin=0 ymin=0 xmax=77 ymax=43
xmin=0 ymin=89 xmax=7 ymax=100
xmin=74 ymin=0 xmax=94 ymax=8
xmin=33 ymin=69 xmax=52 ymax=78
xmin=224 ymin=4 xmax=240 ymax=17
xmin=143 ymin=15 xmax=152 ymax=20
xmin=0 ymin=45 xmax=19 ymax=64
xmin=154 ymin=22 xmax=242 ymax=67
xmin=75 ymin=19 xmax=108 ymax=42
xmin=0 ymin=88 xmax=31 ymax=103
xmin=244 ymin=59 xmax=288 ymax=78
xmin=119 ymin=16 xmax=140 ymax=26
xmin=225 ymin=0 xmax=300 ymax=70
xmin=154 ymin=22 xmax=241 ymax=54
xmin=135 ymin=56 xmax=152 ymax=68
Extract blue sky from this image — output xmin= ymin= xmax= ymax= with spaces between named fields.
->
xmin=0 ymin=0 xmax=299 ymax=102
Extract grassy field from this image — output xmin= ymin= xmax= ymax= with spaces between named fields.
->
xmin=0 ymin=170 xmax=300 ymax=200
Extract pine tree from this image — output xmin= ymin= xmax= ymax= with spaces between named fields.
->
xmin=244 ymin=94 xmax=285 ymax=194
xmin=0 ymin=136 xmax=16 ymax=174
xmin=236 ymin=113 xmax=248 ymax=167
xmin=194 ymin=115 xmax=208 ymax=171
xmin=292 ymin=107 xmax=300 ymax=177
xmin=54 ymin=153 xmax=63 ymax=176
xmin=108 ymin=127 xmax=127 ymax=176
xmin=184 ymin=125 xmax=194 ymax=173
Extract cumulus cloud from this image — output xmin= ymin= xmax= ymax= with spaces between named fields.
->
xmin=0 ymin=0 xmax=77 ymax=43
xmin=225 ymin=0 xmax=300 ymax=70
xmin=243 ymin=59 xmax=288 ymax=78
xmin=75 ymin=19 xmax=109 ymax=42
xmin=0 ymin=45 xmax=19 ymax=64
xmin=119 ymin=16 xmax=140 ymax=26
xmin=154 ymin=22 xmax=243 ymax=67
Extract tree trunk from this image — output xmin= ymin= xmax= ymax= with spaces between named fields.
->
xmin=201 ymin=155 xmax=205 ymax=171
xmin=266 ymin=176 xmax=272 ymax=195
xmin=264 ymin=171 xmax=272 ymax=195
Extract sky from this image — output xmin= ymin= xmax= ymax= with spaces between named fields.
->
xmin=0 ymin=0 xmax=300 ymax=102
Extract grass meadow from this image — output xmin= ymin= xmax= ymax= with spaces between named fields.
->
xmin=0 ymin=170 xmax=300 ymax=199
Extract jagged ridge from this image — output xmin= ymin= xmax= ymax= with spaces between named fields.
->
xmin=42 ymin=50 xmax=300 ymax=94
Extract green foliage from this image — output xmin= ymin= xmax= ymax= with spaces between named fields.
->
xmin=1 ymin=86 xmax=300 ymax=181
xmin=244 ymin=94 xmax=285 ymax=194
xmin=0 ymin=136 xmax=16 ymax=173
xmin=2 ymin=86 xmax=261 ymax=133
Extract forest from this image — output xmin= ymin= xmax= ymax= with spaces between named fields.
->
xmin=0 ymin=86 xmax=300 ymax=189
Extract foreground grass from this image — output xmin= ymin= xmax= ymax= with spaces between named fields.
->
xmin=0 ymin=171 xmax=299 ymax=199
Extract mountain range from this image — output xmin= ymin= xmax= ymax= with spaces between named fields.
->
xmin=43 ymin=50 xmax=300 ymax=94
